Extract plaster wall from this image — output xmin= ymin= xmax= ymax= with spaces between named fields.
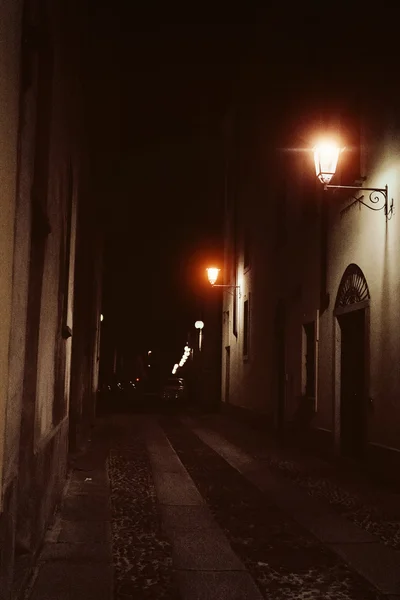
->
xmin=0 ymin=0 xmax=22 ymax=504
xmin=322 ymin=133 xmax=400 ymax=450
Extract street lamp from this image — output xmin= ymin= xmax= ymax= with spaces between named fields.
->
xmin=314 ymin=141 xmax=341 ymax=185
xmin=206 ymin=267 xmax=220 ymax=285
xmin=194 ymin=320 xmax=204 ymax=351
xmin=313 ymin=139 xmax=394 ymax=218
xmin=206 ymin=267 xmax=241 ymax=296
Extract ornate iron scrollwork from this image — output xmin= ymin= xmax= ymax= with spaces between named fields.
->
xmin=326 ymin=184 xmax=394 ymax=220
xmin=335 ymin=264 xmax=370 ymax=309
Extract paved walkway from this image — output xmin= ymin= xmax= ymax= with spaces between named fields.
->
xmin=23 ymin=412 xmax=400 ymax=599
xmin=182 ymin=416 xmax=400 ymax=599
xmin=24 ymin=422 xmax=113 ymax=600
xmin=145 ymin=420 xmax=263 ymax=600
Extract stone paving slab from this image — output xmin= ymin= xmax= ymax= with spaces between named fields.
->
xmin=176 ymin=570 xmax=264 ymax=600
xmin=187 ymin=426 xmax=259 ymax=474
xmin=146 ymin=421 xmax=263 ymax=599
xmin=26 ymin=426 xmax=113 ymax=600
xmin=58 ymin=519 xmax=112 ymax=543
xmin=298 ymin=511 xmax=379 ymax=544
xmin=329 ymin=541 xmax=400 ymax=595
xmin=147 ymin=448 xmax=189 ymax=473
xmin=28 ymin=563 xmax=113 ymax=600
xmin=61 ymin=494 xmax=111 ymax=521
xmin=40 ymin=541 xmax=111 ymax=562
xmin=153 ymin=469 xmax=204 ymax=505
xmin=66 ymin=481 xmax=110 ymax=496
xmin=161 ymin=505 xmax=219 ymax=532
xmin=171 ymin=528 xmax=246 ymax=571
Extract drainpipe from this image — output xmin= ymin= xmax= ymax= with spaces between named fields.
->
xmin=319 ymin=190 xmax=330 ymax=313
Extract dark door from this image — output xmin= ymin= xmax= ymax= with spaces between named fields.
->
xmin=339 ymin=309 xmax=366 ymax=458
xmin=274 ymin=301 xmax=286 ymax=433
xmin=225 ymin=346 xmax=230 ymax=404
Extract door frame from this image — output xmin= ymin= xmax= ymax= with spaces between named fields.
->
xmin=333 ymin=299 xmax=370 ymax=455
xmin=224 ymin=345 xmax=230 ymax=404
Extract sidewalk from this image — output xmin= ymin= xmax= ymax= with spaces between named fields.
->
xmin=182 ymin=413 xmax=400 ymax=598
xmin=145 ymin=419 xmax=264 ymax=600
xmin=24 ymin=421 xmax=113 ymax=600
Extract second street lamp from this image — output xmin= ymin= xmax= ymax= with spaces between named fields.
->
xmin=206 ymin=267 xmax=241 ymax=296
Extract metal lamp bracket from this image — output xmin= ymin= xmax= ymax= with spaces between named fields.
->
xmin=324 ymin=184 xmax=394 ymax=219
xmin=212 ymin=284 xmax=241 ymax=298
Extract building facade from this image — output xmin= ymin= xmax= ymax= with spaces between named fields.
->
xmin=0 ymin=1 xmax=104 ymax=597
xmin=220 ymin=55 xmax=400 ymax=477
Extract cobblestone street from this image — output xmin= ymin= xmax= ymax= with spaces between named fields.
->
xmin=103 ymin=411 xmax=400 ymax=600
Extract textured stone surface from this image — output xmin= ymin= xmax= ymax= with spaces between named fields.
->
xmin=199 ymin=413 xmax=400 ymax=550
xmin=40 ymin=542 xmax=110 ymax=562
xmin=177 ymin=570 xmax=264 ymax=600
xmin=161 ymin=504 xmax=218 ymax=532
xmin=171 ymin=528 xmax=246 ymax=571
xmin=25 ymin=425 xmax=113 ymax=600
xmin=152 ymin=470 xmax=204 ymax=506
xmin=163 ymin=416 xmax=384 ymax=600
xmin=29 ymin=563 xmax=113 ymax=600
xmin=329 ymin=542 xmax=400 ymax=594
xmin=61 ymin=495 xmax=111 ymax=521
xmin=58 ymin=520 xmax=112 ymax=543
xmin=28 ymin=412 xmax=397 ymax=600
xmin=108 ymin=418 xmax=179 ymax=600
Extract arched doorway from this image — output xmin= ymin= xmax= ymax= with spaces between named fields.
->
xmin=334 ymin=264 xmax=370 ymax=458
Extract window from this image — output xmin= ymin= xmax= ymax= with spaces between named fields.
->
xmin=61 ymin=163 xmax=74 ymax=339
xmin=243 ymin=298 xmax=250 ymax=358
xmin=302 ymin=322 xmax=315 ymax=398
xmin=232 ymin=193 xmax=238 ymax=338
xmin=233 ymin=288 xmax=238 ymax=338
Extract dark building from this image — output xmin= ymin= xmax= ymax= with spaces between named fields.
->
xmin=0 ymin=1 xmax=107 ymax=597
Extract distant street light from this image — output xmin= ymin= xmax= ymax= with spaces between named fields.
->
xmin=194 ymin=320 xmax=204 ymax=351
xmin=100 ymin=314 xmax=104 ymax=322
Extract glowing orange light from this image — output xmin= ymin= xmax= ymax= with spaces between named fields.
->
xmin=206 ymin=267 xmax=220 ymax=285
xmin=313 ymin=140 xmax=342 ymax=184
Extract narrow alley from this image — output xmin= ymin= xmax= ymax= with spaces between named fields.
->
xmin=3 ymin=6 xmax=400 ymax=600
xmin=24 ymin=410 xmax=400 ymax=600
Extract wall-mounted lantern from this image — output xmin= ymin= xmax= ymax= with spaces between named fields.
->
xmin=313 ymin=140 xmax=394 ymax=219
xmin=206 ymin=267 xmax=220 ymax=285
xmin=206 ymin=267 xmax=241 ymax=296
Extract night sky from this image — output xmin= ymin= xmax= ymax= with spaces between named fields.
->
xmin=89 ymin=6 xmax=387 ymax=373
xmin=94 ymin=16 xmax=248 ymax=364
